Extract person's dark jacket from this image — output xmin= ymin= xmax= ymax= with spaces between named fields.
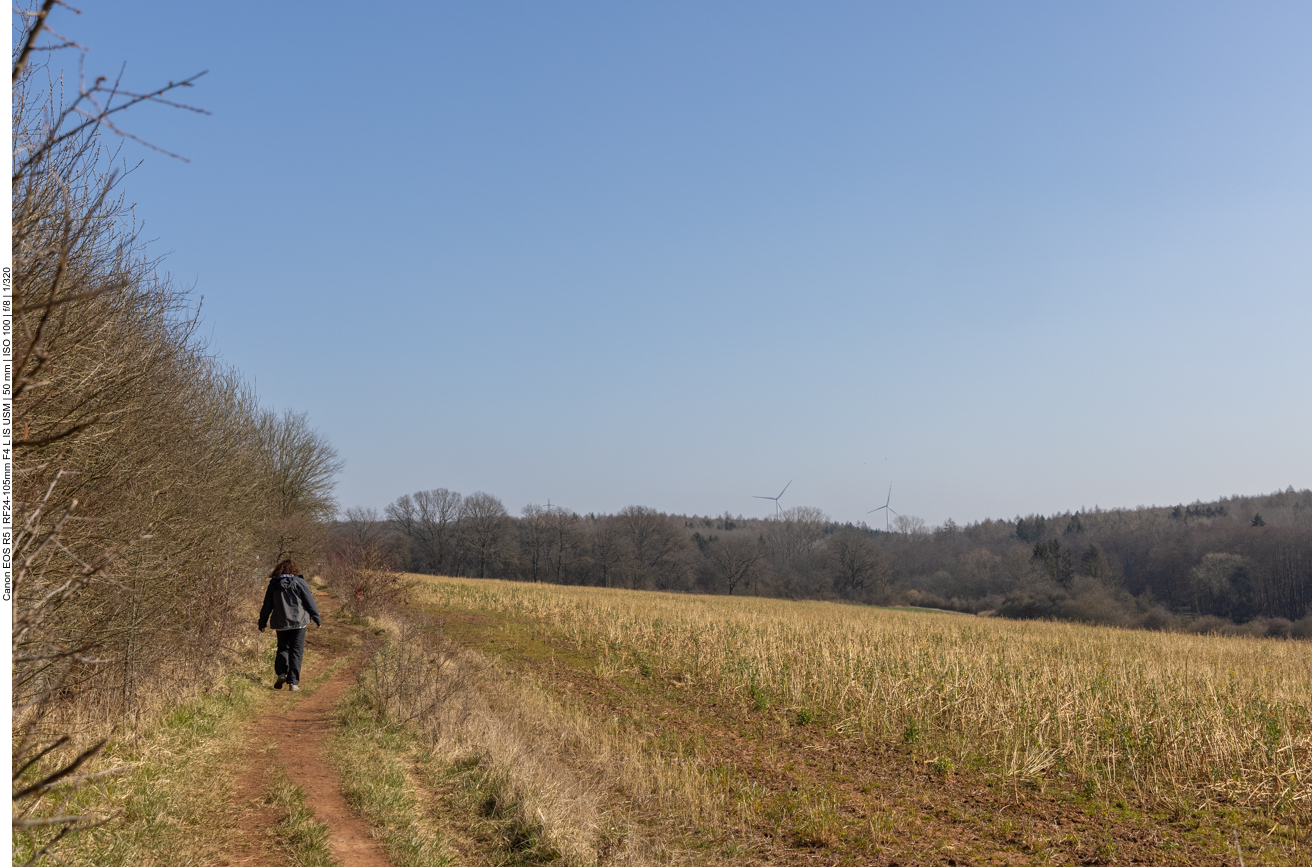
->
xmin=259 ymin=573 xmax=321 ymax=631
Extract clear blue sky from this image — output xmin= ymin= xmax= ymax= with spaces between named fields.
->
xmin=36 ymin=1 xmax=1312 ymax=525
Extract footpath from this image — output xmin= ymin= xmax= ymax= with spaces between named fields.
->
xmin=218 ymin=593 xmax=391 ymax=867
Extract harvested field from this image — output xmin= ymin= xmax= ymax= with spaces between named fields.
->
xmin=409 ymin=575 xmax=1311 ymax=864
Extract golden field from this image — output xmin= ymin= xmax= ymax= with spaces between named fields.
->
xmin=416 ymin=576 xmax=1311 ymax=819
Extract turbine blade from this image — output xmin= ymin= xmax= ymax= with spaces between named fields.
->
xmin=778 ymin=479 xmax=792 ymax=498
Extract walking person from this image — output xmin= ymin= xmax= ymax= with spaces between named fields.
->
xmin=258 ymin=559 xmax=322 ymax=691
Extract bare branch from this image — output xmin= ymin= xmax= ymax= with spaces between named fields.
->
xmin=12 ymin=0 xmax=63 ymax=84
xmin=12 ymin=740 xmax=105 ymax=801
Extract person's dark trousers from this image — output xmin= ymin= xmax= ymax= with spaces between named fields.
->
xmin=275 ymin=628 xmax=306 ymax=685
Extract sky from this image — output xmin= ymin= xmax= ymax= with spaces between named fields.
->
xmin=27 ymin=1 xmax=1312 ymax=526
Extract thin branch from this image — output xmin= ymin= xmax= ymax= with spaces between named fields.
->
xmin=12 ymin=740 xmax=106 ymax=801
xmin=11 ymin=736 xmax=71 ymax=782
xmin=15 ymin=422 xmax=99 ymax=450
xmin=12 ymin=0 xmax=63 ymax=84
xmin=14 ymin=71 xmax=209 ymax=183
xmin=16 ymin=825 xmax=71 ymax=867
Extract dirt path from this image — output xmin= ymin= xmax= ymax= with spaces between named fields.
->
xmin=218 ymin=595 xmax=391 ymax=867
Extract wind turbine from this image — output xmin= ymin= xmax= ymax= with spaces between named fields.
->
xmin=753 ymin=479 xmax=792 ymax=517
xmin=867 ymin=484 xmax=901 ymax=531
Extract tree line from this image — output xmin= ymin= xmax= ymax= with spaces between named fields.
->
xmin=343 ymin=486 xmax=1312 ymax=636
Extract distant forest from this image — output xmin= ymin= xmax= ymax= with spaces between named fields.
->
xmin=336 ymin=487 xmax=1312 ymax=636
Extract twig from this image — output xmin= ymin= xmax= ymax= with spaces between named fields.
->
xmin=12 ymin=0 xmax=63 ymax=84
xmin=12 ymin=740 xmax=106 ymax=800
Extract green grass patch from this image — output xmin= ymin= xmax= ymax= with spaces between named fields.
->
xmin=431 ymin=606 xmax=598 ymax=672
xmin=329 ymin=686 xmax=455 ymax=867
xmin=264 ymin=769 xmax=340 ymax=867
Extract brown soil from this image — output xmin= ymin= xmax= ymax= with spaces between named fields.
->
xmin=218 ymin=595 xmax=392 ymax=867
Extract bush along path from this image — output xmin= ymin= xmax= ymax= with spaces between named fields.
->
xmin=220 ymin=590 xmax=393 ymax=867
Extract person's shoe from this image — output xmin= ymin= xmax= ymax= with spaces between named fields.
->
xmin=274 ymin=677 xmax=286 ymax=690
xmin=288 ymin=684 xmax=300 ymax=692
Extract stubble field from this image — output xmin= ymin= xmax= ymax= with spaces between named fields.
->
xmin=408 ymin=575 xmax=1311 ymax=864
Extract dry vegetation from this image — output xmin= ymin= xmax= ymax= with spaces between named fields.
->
xmin=416 ymin=578 xmax=1311 ymax=817
xmin=368 ymin=575 xmax=1311 ymax=863
xmin=339 ymin=611 xmax=657 ymax=865
xmin=11 ymin=6 xmax=341 ymax=860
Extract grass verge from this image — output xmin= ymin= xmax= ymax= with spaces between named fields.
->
xmin=331 ymin=620 xmax=652 ymax=866
xmin=328 ymin=685 xmax=456 ymax=867
xmin=13 ymin=643 xmax=272 ymax=867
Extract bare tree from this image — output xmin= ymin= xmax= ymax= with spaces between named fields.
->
xmin=763 ymin=506 xmax=828 ymax=570
xmin=545 ymin=506 xmax=583 ymax=584
xmin=957 ymin=546 xmax=1007 ymax=597
xmin=257 ymin=408 xmax=342 ymax=521
xmin=588 ymin=515 xmax=623 ymax=588
xmin=255 ymin=408 xmax=343 ymax=562
xmin=458 ymin=492 xmax=510 ymax=579
xmin=519 ymin=504 xmax=550 ymax=582
xmin=893 ymin=514 xmax=929 ymax=537
xmin=827 ymin=530 xmax=891 ymax=599
xmin=615 ymin=506 xmax=684 ymax=589
xmin=414 ymin=488 xmax=462 ymax=574
xmin=384 ymin=493 xmax=420 ymax=569
xmin=387 ymin=493 xmax=418 ymax=537
xmin=386 ymin=488 xmax=463 ymax=574
xmin=703 ymin=534 xmax=762 ymax=595
xmin=341 ymin=506 xmax=388 ymax=550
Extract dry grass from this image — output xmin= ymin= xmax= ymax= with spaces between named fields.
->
xmin=11 ymin=635 xmax=272 ymax=867
xmin=344 ymin=612 xmax=671 ymax=866
xmin=413 ymin=576 xmax=1312 ymax=822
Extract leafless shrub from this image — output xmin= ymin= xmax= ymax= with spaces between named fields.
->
xmin=356 ymin=621 xmax=474 ymax=744
xmin=10 ymin=471 xmax=131 ymax=866
xmin=11 ymin=6 xmax=339 ymax=862
xmin=323 ymin=536 xmax=402 ymax=619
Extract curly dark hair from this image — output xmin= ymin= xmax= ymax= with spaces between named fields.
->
xmin=270 ymin=558 xmax=301 ymax=579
